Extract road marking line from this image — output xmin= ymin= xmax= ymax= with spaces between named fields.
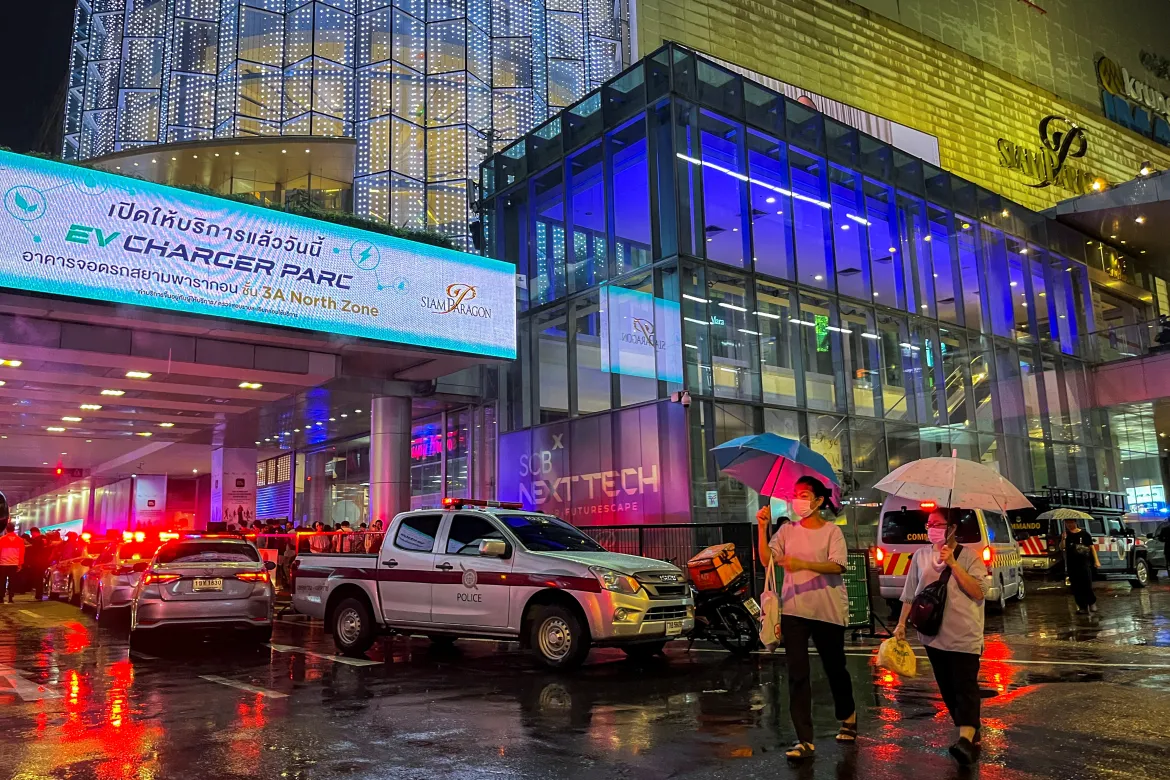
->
xmin=18 ymin=610 xmax=43 ymax=619
xmin=267 ymin=643 xmax=381 ymax=667
xmin=199 ymin=675 xmax=288 ymax=698
xmin=683 ymin=646 xmax=1170 ymax=669
xmin=0 ymin=666 xmax=62 ymax=702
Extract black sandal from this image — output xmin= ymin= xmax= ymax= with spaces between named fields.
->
xmin=786 ymin=742 xmax=816 ymax=761
xmin=836 ymin=719 xmax=858 ymax=742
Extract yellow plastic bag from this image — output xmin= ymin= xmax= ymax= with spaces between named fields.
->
xmin=877 ymin=637 xmax=917 ymax=677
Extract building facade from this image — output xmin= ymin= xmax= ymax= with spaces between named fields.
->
xmin=63 ymin=0 xmax=632 ymax=246
xmin=482 ymin=45 xmax=1168 ymax=546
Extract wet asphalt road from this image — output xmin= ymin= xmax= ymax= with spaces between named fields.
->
xmin=2 ymin=580 xmax=1170 ymax=780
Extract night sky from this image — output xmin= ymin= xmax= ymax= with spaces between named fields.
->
xmin=0 ymin=3 xmax=74 ymax=153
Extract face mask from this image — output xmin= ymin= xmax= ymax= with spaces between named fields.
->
xmin=927 ymin=527 xmax=949 ymax=545
xmin=792 ymin=498 xmax=816 ymax=519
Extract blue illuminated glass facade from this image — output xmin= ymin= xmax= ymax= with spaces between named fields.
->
xmin=64 ymin=0 xmax=630 ymax=246
xmin=483 ymin=45 xmax=1159 ymax=543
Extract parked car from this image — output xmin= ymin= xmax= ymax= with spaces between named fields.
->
xmin=876 ymin=498 xmax=1025 ymax=614
xmin=130 ymin=536 xmax=275 ymax=648
xmin=292 ymin=500 xmax=694 ymax=669
xmin=1143 ymin=520 xmax=1170 ymax=577
xmin=45 ymin=538 xmax=110 ymax=605
xmin=80 ymin=539 xmax=160 ymax=622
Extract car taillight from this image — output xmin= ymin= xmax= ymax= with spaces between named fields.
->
xmin=982 ymin=546 xmax=993 ymax=564
xmin=236 ymin=571 xmax=269 ymax=583
xmin=875 ymin=547 xmax=886 ymax=564
xmin=143 ymin=572 xmax=180 ymax=585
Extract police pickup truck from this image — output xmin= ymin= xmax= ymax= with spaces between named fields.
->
xmin=291 ymin=500 xmax=695 ymax=669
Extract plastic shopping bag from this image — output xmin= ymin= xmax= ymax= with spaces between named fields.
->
xmin=877 ymin=637 xmax=918 ymax=677
xmin=758 ymin=563 xmax=782 ymax=650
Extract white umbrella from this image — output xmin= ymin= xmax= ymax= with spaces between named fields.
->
xmin=874 ymin=456 xmax=1033 ymax=513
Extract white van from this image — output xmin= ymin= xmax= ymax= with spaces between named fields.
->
xmin=875 ymin=497 xmax=1025 ymax=613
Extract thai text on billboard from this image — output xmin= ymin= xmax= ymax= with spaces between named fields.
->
xmin=0 ymin=151 xmax=516 ymax=358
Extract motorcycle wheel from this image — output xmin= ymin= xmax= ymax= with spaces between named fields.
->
xmin=714 ymin=603 xmax=760 ymax=657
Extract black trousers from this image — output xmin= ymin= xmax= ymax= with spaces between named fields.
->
xmin=1068 ymin=563 xmax=1096 ymax=609
xmin=781 ymin=614 xmax=855 ymax=743
xmin=0 ymin=566 xmax=17 ymax=601
xmin=924 ymin=646 xmax=981 ymax=729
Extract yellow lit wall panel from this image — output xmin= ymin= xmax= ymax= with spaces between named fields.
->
xmin=636 ymin=0 xmax=1170 ymax=213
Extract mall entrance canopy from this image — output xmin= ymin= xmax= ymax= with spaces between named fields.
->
xmin=0 ymin=150 xmax=515 ymax=519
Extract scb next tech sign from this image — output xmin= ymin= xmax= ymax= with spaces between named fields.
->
xmin=0 ymin=151 xmax=516 ymax=358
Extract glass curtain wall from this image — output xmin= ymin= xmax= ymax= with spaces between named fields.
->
xmin=64 ymin=0 xmax=630 ymax=248
xmin=484 ymin=44 xmax=1159 ymax=546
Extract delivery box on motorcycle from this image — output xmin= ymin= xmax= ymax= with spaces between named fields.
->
xmin=687 ymin=543 xmax=744 ymax=591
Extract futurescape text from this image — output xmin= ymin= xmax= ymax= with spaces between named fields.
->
xmin=0 ymin=151 xmax=516 ymax=358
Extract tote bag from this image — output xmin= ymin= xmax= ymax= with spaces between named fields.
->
xmin=759 ymin=562 xmax=782 ymax=650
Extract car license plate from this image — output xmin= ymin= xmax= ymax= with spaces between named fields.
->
xmin=665 ymin=620 xmax=684 ymax=636
xmin=192 ymin=578 xmax=223 ymax=592
xmin=743 ymin=597 xmax=761 ymax=617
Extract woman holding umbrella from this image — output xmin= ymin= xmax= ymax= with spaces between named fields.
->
xmin=759 ymin=476 xmax=856 ymax=761
xmin=1059 ymin=513 xmax=1100 ymax=614
xmin=713 ymin=433 xmax=854 ymax=760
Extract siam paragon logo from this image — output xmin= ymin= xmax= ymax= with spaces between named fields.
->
xmin=622 ymin=317 xmax=664 ymax=349
xmin=422 ymin=282 xmax=492 ymax=318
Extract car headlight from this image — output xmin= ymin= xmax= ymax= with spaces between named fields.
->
xmin=589 ymin=566 xmax=641 ymax=595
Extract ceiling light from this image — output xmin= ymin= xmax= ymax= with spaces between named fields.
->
xmin=294 ymin=428 xmax=301 ymax=432
xmin=80 ymin=404 xmax=102 ymax=410
xmin=765 ymin=196 xmax=775 ymax=203
xmin=1010 ymin=281 xmax=1018 ymax=287
xmin=61 ymin=416 xmax=82 ymax=422
xmin=158 ymin=422 xmax=174 ymax=428
xmin=0 ymin=380 xmax=4 ymax=386
xmin=192 ymin=469 xmax=199 ymax=474
xmin=329 ymin=417 xmax=336 ymax=421
xmin=281 ymin=149 xmax=287 ymax=154
xmin=1136 ymin=215 xmax=1147 ymax=224
xmin=46 ymin=426 xmax=65 ymax=432
xmin=239 ymin=381 xmax=263 ymax=390
xmin=840 ymin=224 xmax=850 ymax=231
xmin=86 ymin=439 xmax=91 ymax=443
xmin=888 ymin=247 xmax=897 ymax=253
xmin=924 ymin=235 xmax=932 ymax=242
xmin=961 ymin=222 xmax=971 ymax=230
xmin=814 ymin=274 xmax=824 ymax=281
xmin=355 ymin=409 xmax=362 ymax=413
xmin=234 ymin=151 xmax=240 ymax=156
xmin=873 ymin=292 xmax=879 ymax=297
xmin=341 ymin=413 xmax=348 ymax=418
xmin=1140 ymin=162 xmax=1152 ymax=176
xmin=1091 ymin=180 xmax=1103 ymax=191
xmin=125 ymin=371 xmax=152 ymax=379
xmin=131 ymin=474 xmax=137 ymax=478
xmin=101 ymin=389 xmax=125 ymax=396
xmin=1019 ymin=248 xmax=1028 ymax=254
xmin=136 ymin=431 xmax=152 ymax=437
xmin=0 ymin=359 xmax=22 ymax=367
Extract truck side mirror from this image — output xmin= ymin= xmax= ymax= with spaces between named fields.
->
xmin=479 ymin=539 xmax=509 ymax=558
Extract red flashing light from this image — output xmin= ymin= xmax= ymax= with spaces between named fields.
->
xmin=982 ymin=545 xmax=994 ymax=564
xmin=122 ymin=531 xmax=133 ymax=542
xmin=159 ymin=532 xmax=180 ymax=542
xmin=442 ymin=498 xmax=524 ymax=510
xmin=55 ymin=467 xmax=64 ymax=477
xmin=875 ymin=546 xmax=886 ymax=563
xmin=81 ymin=532 xmax=92 ymax=542
xmin=920 ymin=500 xmax=938 ymax=511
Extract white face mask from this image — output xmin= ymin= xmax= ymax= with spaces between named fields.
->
xmin=927 ymin=526 xmax=949 ymax=546
xmin=792 ymin=498 xmax=816 ymax=519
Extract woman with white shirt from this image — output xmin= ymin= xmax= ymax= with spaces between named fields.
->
xmin=758 ymin=476 xmax=855 ymax=762
xmin=894 ymin=508 xmax=991 ymax=766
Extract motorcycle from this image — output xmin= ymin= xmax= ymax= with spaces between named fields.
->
xmin=688 ymin=572 xmax=761 ymax=656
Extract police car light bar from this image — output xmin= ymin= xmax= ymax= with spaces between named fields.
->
xmin=441 ymin=498 xmax=524 ymax=510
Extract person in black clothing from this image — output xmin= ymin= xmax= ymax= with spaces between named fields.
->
xmin=1062 ymin=517 xmax=1100 ymax=614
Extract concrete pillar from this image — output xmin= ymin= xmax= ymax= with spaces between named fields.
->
xmin=369 ymin=396 xmax=413 ymax=526
xmin=211 ymin=447 xmax=257 ymax=529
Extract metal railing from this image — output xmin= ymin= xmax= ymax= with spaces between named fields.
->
xmin=1084 ymin=318 xmax=1169 ymax=364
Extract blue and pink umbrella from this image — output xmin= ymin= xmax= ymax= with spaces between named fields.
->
xmin=711 ymin=433 xmax=841 ymax=503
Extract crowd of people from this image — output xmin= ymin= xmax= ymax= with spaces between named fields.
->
xmin=0 ymin=524 xmax=88 ymax=602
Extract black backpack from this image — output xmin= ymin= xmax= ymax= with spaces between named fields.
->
xmin=907 ymin=546 xmax=963 ymax=637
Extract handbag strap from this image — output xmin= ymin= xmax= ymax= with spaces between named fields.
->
xmin=764 ymin=555 xmax=777 ymax=593
xmin=937 ymin=545 xmax=963 ymax=585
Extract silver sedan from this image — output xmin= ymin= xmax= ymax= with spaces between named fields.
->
xmin=130 ymin=537 xmax=275 ymax=648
